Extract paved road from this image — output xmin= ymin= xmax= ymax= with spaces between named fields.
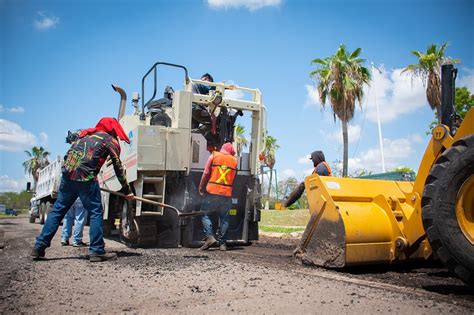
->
xmin=0 ymin=218 xmax=472 ymax=314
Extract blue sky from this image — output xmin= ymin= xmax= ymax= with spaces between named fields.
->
xmin=1 ymin=0 xmax=473 ymax=191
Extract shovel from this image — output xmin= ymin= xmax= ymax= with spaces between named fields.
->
xmin=100 ymin=188 xmax=203 ymax=217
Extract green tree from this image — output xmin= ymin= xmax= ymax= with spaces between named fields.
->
xmin=455 ymin=86 xmax=474 ymax=119
xmin=263 ymin=135 xmax=279 ymax=203
xmin=391 ymin=166 xmax=416 ymax=173
xmin=310 ymin=44 xmax=370 ymax=177
xmin=350 ymin=169 xmax=373 ymax=177
xmin=234 ymin=124 xmax=249 ymax=156
xmin=0 ymin=191 xmax=32 ymax=210
xmin=278 ymin=176 xmax=299 ymax=200
xmin=403 ymin=43 xmax=460 ymax=123
xmin=277 ymin=176 xmax=308 ymax=209
xmin=427 ymin=86 xmax=474 ymax=132
xmin=22 ymin=146 xmax=50 ymax=190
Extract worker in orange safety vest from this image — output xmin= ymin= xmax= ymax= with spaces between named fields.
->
xmin=283 ymin=150 xmax=331 ymax=208
xmin=198 ymin=142 xmax=237 ymax=251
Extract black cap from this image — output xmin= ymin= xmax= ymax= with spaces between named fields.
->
xmin=309 ymin=151 xmax=325 ymax=163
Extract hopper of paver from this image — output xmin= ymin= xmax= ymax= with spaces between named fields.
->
xmin=294 ymin=175 xmax=431 ymax=267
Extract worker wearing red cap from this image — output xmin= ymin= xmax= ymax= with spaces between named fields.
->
xmin=198 ymin=142 xmax=238 ymax=251
xmin=32 ymin=117 xmax=134 ymax=262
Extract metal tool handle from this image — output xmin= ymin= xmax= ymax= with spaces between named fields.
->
xmin=100 ymin=188 xmax=203 ymax=217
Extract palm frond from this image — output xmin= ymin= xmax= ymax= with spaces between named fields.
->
xmin=349 ymin=48 xmax=362 ymax=59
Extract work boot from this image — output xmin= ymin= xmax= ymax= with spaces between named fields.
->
xmin=61 ymin=239 xmax=69 ymax=246
xmin=219 ymin=243 xmax=227 ymax=251
xmin=31 ymin=247 xmax=45 ymax=259
xmin=89 ymin=252 xmax=117 ymax=262
xmin=199 ymin=235 xmax=217 ymax=251
xmin=73 ymin=241 xmax=88 ymax=247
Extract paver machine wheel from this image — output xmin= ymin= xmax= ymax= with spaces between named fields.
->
xmin=119 ymin=198 xmax=157 ymax=248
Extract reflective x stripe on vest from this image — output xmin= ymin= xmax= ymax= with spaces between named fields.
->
xmin=215 ymin=165 xmax=232 ymax=185
xmin=206 ymin=151 xmax=237 ymax=197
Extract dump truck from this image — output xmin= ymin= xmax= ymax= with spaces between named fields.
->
xmin=28 ymin=157 xmax=62 ymax=224
xmin=294 ymin=64 xmax=474 ymax=284
xmin=99 ymin=62 xmax=266 ymax=248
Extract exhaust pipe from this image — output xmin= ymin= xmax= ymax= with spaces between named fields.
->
xmin=441 ymin=64 xmax=457 ymax=135
xmin=112 ymin=84 xmax=127 ymax=120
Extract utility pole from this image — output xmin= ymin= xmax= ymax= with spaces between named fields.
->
xmin=372 ymin=62 xmax=386 ymax=173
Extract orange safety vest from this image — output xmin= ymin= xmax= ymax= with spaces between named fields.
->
xmin=312 ymin=161 xmax=332 ymax=176
xmin=206 ymin=151 xmax=238 ymax=197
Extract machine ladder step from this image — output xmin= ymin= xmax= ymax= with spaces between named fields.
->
xmin=143 ymin=176 xmax=164 ymax=183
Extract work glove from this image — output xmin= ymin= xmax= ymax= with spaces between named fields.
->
xmin=283 ymin=182 xmax=305 ymax=208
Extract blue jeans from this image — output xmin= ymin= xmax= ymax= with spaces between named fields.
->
xmin=61 ymin=198 xmax=88 ymax=244
xmin=201 ymin=194 xmax=231 ymax=244
xmin=35 ymin=176 xmax=106 ymax=255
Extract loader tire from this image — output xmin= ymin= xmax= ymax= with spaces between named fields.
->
xmin=422 ymin=134 xmax=474 ymax=285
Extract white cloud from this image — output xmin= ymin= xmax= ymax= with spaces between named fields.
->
xmin=280 ymin=168 xmax=296 ymax=179
xmin=0 ymin=119 xmax=39 ymax=152
xmin=34 ymin=11 xmax=59 ymax=31
xmin=326 ymin=124 xmax=361 ymax=144
xmin=305 ymin=84 xmax=321 ymax=107
xmin=297 ymin=154 xmax=311 ymax=165
xmin=0 ymin=104 xmax=25 ymax=113
xmin=348 ymin=134 xmax=421 ymax=173
xmin=363 ymin=66 xmax=427 ymax=123
xmin=303 ymin=168 xmax=314 ymax=176
xmin=208 ymin=0 xmax=281 ymax=11
xmin=9 ymin=106 xmax=25 ymax=113
xmin=0 ymin=175 xmax=28 ymax=193
xmin=39 ymin=132 xmax=49 ymax=146
xmin=305 ymin=67 xmax=429 ymax=123
xmin=458 ymin=68 xmax=474 ymax=93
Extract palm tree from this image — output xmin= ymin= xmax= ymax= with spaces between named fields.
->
xmin=234 ymin=124 xmax=248 ymax=156
xmin=263 ymin=135 xmax=279 ymax=203
xmin=23 ymin=146 xmax=50 ymax=190
xmin=310 ymin=44 xmax=370 ymax=177
xmin=403 ymin=43 xmax=460 ymax=123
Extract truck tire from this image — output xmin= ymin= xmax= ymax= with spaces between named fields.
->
xmin=422 ymin=134 xmax=474 ymax=285
xmin=45 ymin=201 xmax=52 ymax=223
xmin=39 ymin=202 xmax=46 ymax=225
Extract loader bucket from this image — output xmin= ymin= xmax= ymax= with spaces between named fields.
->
xmin=294 ymin=175 xmax=432 ymax=268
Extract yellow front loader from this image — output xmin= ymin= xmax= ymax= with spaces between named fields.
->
xmin=295 ymin=65 xmax=474 ymax=284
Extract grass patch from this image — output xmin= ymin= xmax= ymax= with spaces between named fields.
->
xmin=0 ymin=209 xmax=28 ymax=219
xmin=0 ymin=214 xmax=23 ymax=219
xmin=259 ymin=225 xmax=305 ymax=233
xmin=260 ymin=209 xmax=310 ymax=227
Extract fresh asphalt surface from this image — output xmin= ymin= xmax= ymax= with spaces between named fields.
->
xmin=0 ymin=217 xmax=472 ymax=314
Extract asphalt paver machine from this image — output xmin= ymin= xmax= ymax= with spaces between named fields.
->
xmin=99 ymin=62 xmax=267 ymax=248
